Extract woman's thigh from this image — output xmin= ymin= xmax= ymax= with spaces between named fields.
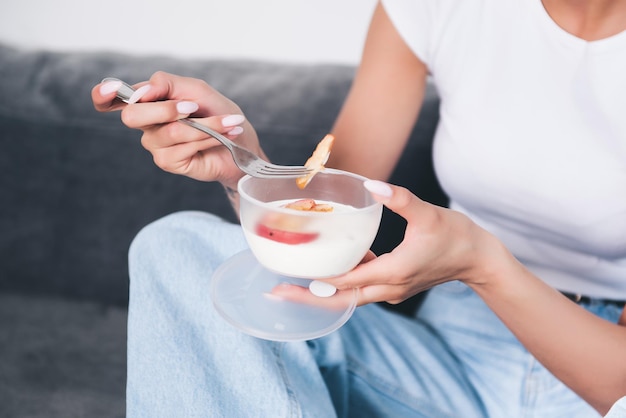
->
xmin=126 ymin=211 xmax=340 ymax=417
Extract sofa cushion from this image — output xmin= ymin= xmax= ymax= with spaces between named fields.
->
xmin=0 ymin=293 xmax=126 ymax=418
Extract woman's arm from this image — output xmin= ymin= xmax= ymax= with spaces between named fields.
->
xmin=328 ymin=1 xmax=429 ymax=181
xmin=471 ymin=248 xmax=626 ymax=415
xmin=331 ymin=182 xmax=626 ymax=415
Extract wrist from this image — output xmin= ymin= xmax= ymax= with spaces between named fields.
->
xmin=460 ymin=225 xmax=518 ymax=291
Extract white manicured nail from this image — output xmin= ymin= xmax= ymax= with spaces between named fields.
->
xmin=99 ymin=80 xmax=122 ymax=95
xmin=364 ymin=180 xmax=393 ymax=198
xmin=176 ymin=101 xmax=199 ymax=114
xmin=309 ymin=280 xmax=337 ymax=298
xmin=222 ymin=114 xmax=245 ymax=127
xmin=227 ymin=126 xmax=244 ymax=136
xmin=263 ymin=292 xmax=285 ymax=301
xmin=127 ymin=84 xmax=151 ymax=104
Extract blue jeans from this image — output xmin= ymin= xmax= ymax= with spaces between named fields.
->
xmin=127 ymin=211 xmax=621 ymax=417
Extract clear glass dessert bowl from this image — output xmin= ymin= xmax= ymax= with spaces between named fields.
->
xmin=210 ymin=168 xmax=383 ymax=341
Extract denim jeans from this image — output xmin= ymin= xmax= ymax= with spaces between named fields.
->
xmin=126 ymin=211 xmax=620 ymax=417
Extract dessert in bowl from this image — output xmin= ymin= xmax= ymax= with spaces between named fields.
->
xmin=211 ymin=134 xmax=383 ymax=341
xmin=211 ymin=169 xmax=382 ymax=341
xmin=239 ymin=169 xmax=383 ymax=279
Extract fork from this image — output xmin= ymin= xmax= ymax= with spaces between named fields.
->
xmin=102 ymin=77 xmax=312 ymax=179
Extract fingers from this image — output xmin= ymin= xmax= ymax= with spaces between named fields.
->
xmin=127 ymin=84 xmax=152 ymax=104
xmin=363 ymin=179 xmax=430 ymax=225
xmin=92 ymin=78 xmax=154 ymax=110
xmin=302 ymin=251 xmax=398 ymax=304
xmin=139 ymin=114 xmax=246 ymax=150
xmin=144 ymin=71 xmax=243 ymax=116
xmin=314 ymin=181 xmax=443 ymax=304
xmin=356 ymin=283 xmax=425 ymax=306
xmin=321 ymin=180 xmax=479 ymax=306
xmin=92 ymin=70 xmax=225 ymax=114
xmin=329 ymin=252 xmax=399 ymax=290
xmin=92 ymin=71 xmax=245 ymax=131
xmin=91 ymin=71 xmax=256 ymax=185
xmin=269 ymin=283 xmax=356 ymax=311
xmin=92 ymin=76 xmax=154 ymax=112
xmin=266 ymin=281 xmax=417 ymax=308
xmin=142 ymin=114 xmax=248 ymax=178
xmin=91 ymin=79 xmax=124 ymax=112
xmin=120 ymin=100 xmax=199 ymax=129
xmin=149 ymin=137 xmax=219 ymax=176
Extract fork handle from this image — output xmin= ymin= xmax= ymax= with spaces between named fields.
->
xmin=178 ymin=119 xmax=234 ymax=152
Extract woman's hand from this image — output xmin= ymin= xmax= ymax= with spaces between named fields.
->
xmin=327 ymin=180 xmax=504 ymax=306
xmin=91 ymin=71 xmax=266 ymax=189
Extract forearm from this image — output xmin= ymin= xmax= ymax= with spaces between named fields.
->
xmin=467 ymin=235 xmax=626 ymax=414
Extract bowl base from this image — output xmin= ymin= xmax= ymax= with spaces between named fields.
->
xmin=210 ymin=250 xmax=357 ymax=341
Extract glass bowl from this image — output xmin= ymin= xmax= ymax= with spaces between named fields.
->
xmin=211 ymin=168 xmax=382 ymax=341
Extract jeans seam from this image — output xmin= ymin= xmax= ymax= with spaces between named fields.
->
xmin=521 ymin=357 xmax=536 ymax=418
xmin=273 ymin=343 xmax=303 ymax=418
xmin=346 ymin=357 xmax=473 ymax=418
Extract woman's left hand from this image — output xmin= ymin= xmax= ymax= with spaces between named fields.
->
xmin=326 ymin=180 xmax=500 ymax=306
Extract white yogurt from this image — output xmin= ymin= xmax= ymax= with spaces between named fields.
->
xmin=242 ymin=199 xmax=380 ymax=278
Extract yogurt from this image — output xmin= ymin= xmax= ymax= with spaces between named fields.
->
xmin=242 ymin=199 xmax=380 ymax=278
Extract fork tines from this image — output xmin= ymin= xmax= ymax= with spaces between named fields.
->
xmin=257 ymin=165 xmax=312 ymax=177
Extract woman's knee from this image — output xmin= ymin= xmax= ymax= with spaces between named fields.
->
xmin=130 ymin=210 xmax=222 ymax=254
xmin=128 ymin=211 xmax=246 ymax=278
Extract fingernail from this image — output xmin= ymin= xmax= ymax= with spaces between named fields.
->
xmin=99 ymin=80 xmax=122 ymax=95
xmin=262 ymin=292 xmax=285 ymax=301
xmin=309 ymin=280 xmax=337 ymax=298
xmin=128 ymin=84 xmax=151 ymax=104
xmin=176 ymin=101 xmax=199 ymax=114
xmin=227 ymin=126 xmax=244 ymax=136
xmin=222 ymin=114 xmax=245 ymax=127
xmin=363 ymin=179 xmax=393 ymax=198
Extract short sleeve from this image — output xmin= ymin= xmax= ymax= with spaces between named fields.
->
xmin=380 ymin=0 xmax=436 ymax=65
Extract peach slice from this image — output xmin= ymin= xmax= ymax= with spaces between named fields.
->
xmin=284 ymin=199 xmax=334 ymax=212
xmin=296 ymin=134 xmax=335 ymax=189
xmin=255 ymin=223 xmax=319 ymax=245
xmin=283 ymin=199 xmax=316 ymax=211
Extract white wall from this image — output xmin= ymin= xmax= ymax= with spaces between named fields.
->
xmin=0 ymin=0 xmax=377 ymax=65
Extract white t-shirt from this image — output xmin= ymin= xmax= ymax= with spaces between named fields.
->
xmin=381 ymin=0 xmax=626 ymax=298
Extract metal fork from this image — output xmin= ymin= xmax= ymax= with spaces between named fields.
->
xmin=102 ymin=77 xmax=312 ymax=179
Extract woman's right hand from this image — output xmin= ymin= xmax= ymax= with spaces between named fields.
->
xmin=91 ymin=71 xmax=266 ymax=189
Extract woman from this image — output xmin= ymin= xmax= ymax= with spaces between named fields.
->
xmin=93 ymin=0 xmax=626 ymax=416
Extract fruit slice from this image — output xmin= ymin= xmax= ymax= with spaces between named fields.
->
xmin=283 ymin=199 xmax=334 ymax=212
xmin=283 ymin=199 xmax=316 ymax=211
xmin=255 ymin=223 xmax=319 ymax=245
xmin=254 ymin=198 xmax=333 ymax=244
xmin=309 ymin=203 xmax=333 ymax=212
xmin=296 ymin=134 xmax=335 ymax=189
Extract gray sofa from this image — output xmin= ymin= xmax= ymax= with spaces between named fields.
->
xmin=0 ymin=42 xmax=446 ymax=417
